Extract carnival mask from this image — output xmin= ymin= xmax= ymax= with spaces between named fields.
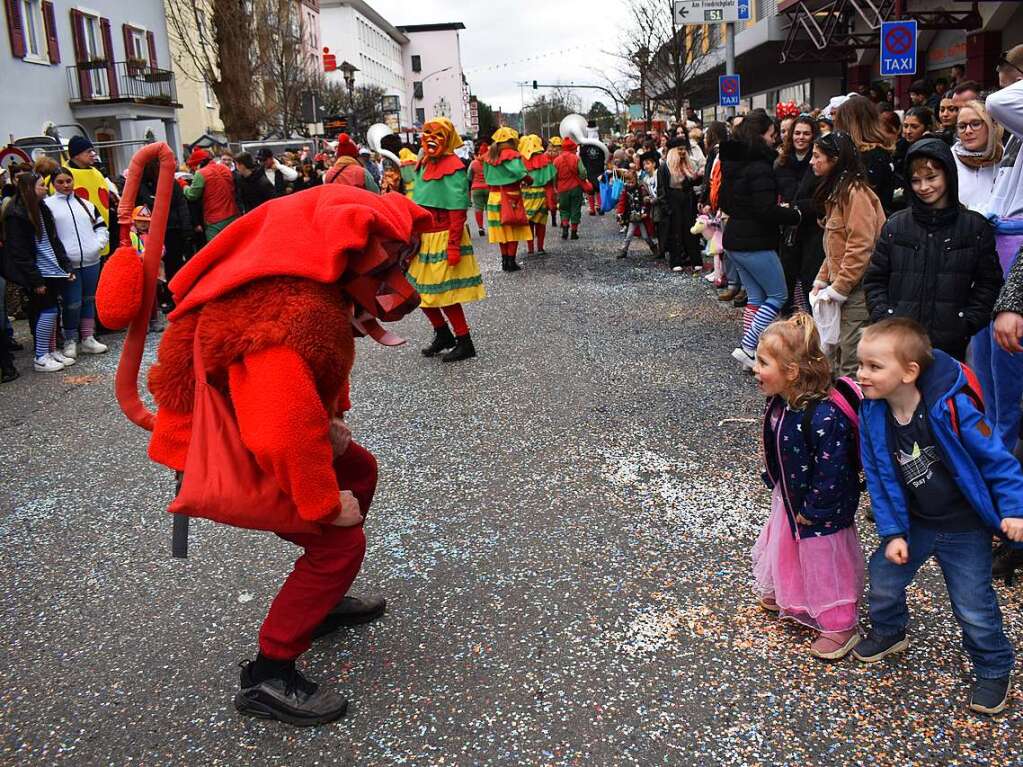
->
xmin=421 ymin=121 xmax=453 ymax=158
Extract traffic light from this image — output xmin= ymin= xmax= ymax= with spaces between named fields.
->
xmin=532 ymin=80 xmax=538 ymax=90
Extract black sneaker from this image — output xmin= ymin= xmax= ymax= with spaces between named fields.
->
xmin=1 ymin=365 xmax=18 ymax=384
xmin=993 ymin=543 xmax=1023 ymax=585
xmin=970 ymin=675 xmax=1011 ymax=715
xmin=442 ymin=334 xmax=477 ymax=363
xmin=312 ymin=595 xmax=387 ymax=639
xmin=235 ymin=660 xmax=349 ymax=726
xmin=852 ymin=631 xmax=909 ymax=663
xmin=421 ymin=326 xmax=455 ymax=357
xmin=561 ymin=228 xmax=569 ymax=240
xmin=570 ymin=231 xmax=579 ymax=240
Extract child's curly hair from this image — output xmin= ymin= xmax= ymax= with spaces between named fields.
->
xmin=758 ymin=313 xmax=832 ymax=409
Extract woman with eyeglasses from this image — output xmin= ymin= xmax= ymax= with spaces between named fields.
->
xmin=807 ymin=131 xmax=885 ymax=376
xmin=950 ymin=100 xmax=1003 ymax=213
xmin=718 ymin=109 xmax=801 ymax=369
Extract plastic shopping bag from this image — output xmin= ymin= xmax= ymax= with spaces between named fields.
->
xmin=810 ymin=289 xmax=841 ymax=352
xmin=599 ymin=177 xmax=614 ymax=213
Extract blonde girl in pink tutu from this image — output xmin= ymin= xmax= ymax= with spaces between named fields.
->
xmin=751 ymin=314 xmax=865 ymax=659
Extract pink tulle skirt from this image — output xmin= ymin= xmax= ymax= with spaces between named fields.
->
xmin=751 ymin=487 xmax=865 ymax=632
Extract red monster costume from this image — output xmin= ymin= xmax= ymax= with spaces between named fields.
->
xmin=96 ymin=143 xmax=432 ymax=727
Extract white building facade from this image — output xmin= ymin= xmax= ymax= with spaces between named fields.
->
xmin=399 ymin=23 xmax=471 ymax=136
xmin=2 ymin=0 xmax=181 ymax=173
xmin=319 ymin=0 xmax=408 ymax=125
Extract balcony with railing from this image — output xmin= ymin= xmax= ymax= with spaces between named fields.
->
xmin=66 ymin=60 xmax=180 ymax=108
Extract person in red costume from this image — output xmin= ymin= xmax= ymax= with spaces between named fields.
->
xmin=98 ymin=159 xmax=433 ymax=726
xmin=182 ymin=148 xmax=239 ymax=242
xmin=408 ymin=117 xmax=487 ymax=362
xmin=324 ymin=134 xmax=380 ymax=192
xmin=467 ymin=142 xmax=490 ymax=236
xmin=554 ymin=138 xmax=588 ymax=240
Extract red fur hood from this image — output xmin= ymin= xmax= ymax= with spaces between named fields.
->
xmin=149 ymin=277 xmax=353 ymax=416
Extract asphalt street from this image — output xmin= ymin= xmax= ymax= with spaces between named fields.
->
xmin=2 ymin=212 xmax=1022 ymax=766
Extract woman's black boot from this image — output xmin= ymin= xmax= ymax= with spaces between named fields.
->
xmin=422 ymin=325 xmax=456 ymax=357
xmin=442 ymin=333 xmax=476 ymax=363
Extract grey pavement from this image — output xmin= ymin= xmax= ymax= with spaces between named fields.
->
xmin=2 ymin=213 xmax=1021 ymax=766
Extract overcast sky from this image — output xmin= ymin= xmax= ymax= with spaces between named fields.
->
xmin=366 ymin=0 xmax=628 ymax=114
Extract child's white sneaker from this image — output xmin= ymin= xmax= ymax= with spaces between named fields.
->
xmin=51 ymin=349 xmax=76 ymax=366
xmin=80 ymin=336 xmax=108 ymax=354
xmin=34 ymin=354 xmax=64 ymax=372
xmin=62 ymin=340 xmax=78 ymax=359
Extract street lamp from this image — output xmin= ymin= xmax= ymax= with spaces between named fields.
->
xmin=339 ymin=60 xmax=359 ymax=134
xmin=410 ymin=66 xmax=453 ymax=128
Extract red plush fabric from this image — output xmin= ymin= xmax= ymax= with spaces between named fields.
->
xmin=168 ymin=185 xmax=432 ymax=320
xmin=418 ymin=154 xmax=465 ymax=181
xmin=561 ymin=138 xmax=577 ymax=152
xmin=483 ymin=148 xmax=522 ymax=166
xmin=228 ymin=345 xmax=342 ymax=524
xmin=148 ymin=278 xmax=353 ymax=475
xmin=95 ymin=245 xmax=144 ymax=329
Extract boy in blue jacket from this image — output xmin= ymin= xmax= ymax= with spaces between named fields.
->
xmin=854 ymin=318 xmax=1023 ymax=715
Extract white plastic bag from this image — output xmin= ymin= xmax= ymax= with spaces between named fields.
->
xmin=810 ymin=290 xmax=842 ymax=352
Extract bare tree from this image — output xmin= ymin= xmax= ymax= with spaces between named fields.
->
xmin=317 ymin=81 xmax=387 ymax=136
xmin=166 ymin=0 xmax=322 ymax=140
xmin=602 ymin=0 xmax=715 ymax=128
xmin=165 ymin=0 xmax=262 ymax=141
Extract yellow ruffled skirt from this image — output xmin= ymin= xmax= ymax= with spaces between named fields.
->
xmin=523 ymin=185 xmax=548 ymax=225
xmin=406 ymin=227 xmax=487 ymax=308
xmin=486 ymin=191 xmax=533 ymax=244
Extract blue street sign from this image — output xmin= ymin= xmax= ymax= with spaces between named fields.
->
xmin=719 ymin=75 xmax=740 ymax=107
xmin=880 ymin=20 xmax=917 ymax=77
xmin=737 ymin=1 xmax=750 ymax=21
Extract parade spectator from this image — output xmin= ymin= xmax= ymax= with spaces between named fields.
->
xmin=657 ymin=139 xmax=701 ymax=273
xmin=1 ymin=173 xmax=73 ymax=372
xmin=616 ymin=170 xmax=656 ymax=259
xmin=863 ymin=138 xmax=1002 ymax=362
xmin=752 ymin=313 xmax=864 ymax=659
xmin=324 ymin=135 xmax=379 ymax=191
xmin=44 ymin=167 xmax=109 ymax=358
xmin=938 ymin=97 xmax=959 ymax=142
xmin=358 ymin=147 xmax=382 ymax=187
xmin=183 ymin=147 xmax=239 ymax=240
xmin=718 ymin=110 xmax=801 ymax=368
xmin=879 ymin=107 xmax=901 ymax=146
xmin=909 ymin=80 xmax=930 ymax=108
xmin=776 ymin=115 xmax=820 ymax=311
xmin=951 ymin=100 xmax=1003 ymax=212
xmin=257 ymin=148 xmax=299 ymax=197
xmin=952 ymin=80 xmax=982 ymax=108
xmin=809 ymin=130 xmax=885 ymax=377
xmin=994 ymin=254 xmax=1023 ymax=356
xmin=62 ymin=136 xmax=118 ymax=254
xmin=292 ymin=161 xmax=323 ymax=193
xmin=234 ymin=152 xmax=278 ymax=212
xmin=855 ymin=318 xmax=1023 ymax=716
xmin=138 ymin=160 xmax=192 ymax=293
xmin=894 ymin=106 xmax=935 ymax=174
xmin=971 ymin=45 xmax=1023 ymax=450
xmin=834 ymin=96 xmax=896 ymax=212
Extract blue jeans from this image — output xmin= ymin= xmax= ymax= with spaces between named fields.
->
xmin=61 ymin=262 xmax=101 ymax=340
xmin=969 ymin=324 xmax=1023 ymax=451
xmin=725 ymin=249 xmax=786 ymax=308
xmin=867 ymin=525 xmax=1014 ymax=678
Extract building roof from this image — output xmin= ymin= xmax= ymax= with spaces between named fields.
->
xmin=397 ymin=23 xmax=466 ymax=33
xmin=322 ymin=0 xmax=409 ymax=44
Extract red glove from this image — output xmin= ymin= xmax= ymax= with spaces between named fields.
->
xmin=446 ymin=208 xmax=467 ymax=266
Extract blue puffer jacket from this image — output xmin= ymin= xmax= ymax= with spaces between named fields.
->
xmin=762 ymin=396 xmax=861 ymax=538
xmin=860 ymin=350 xmax=1023 ymax=547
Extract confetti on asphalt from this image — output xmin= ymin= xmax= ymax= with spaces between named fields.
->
xmin=1 ymin=214 xmax=1020 ymax=765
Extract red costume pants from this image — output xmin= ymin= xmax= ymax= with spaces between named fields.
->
xmin=258 ymin=441 xmax=378 ymax=660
